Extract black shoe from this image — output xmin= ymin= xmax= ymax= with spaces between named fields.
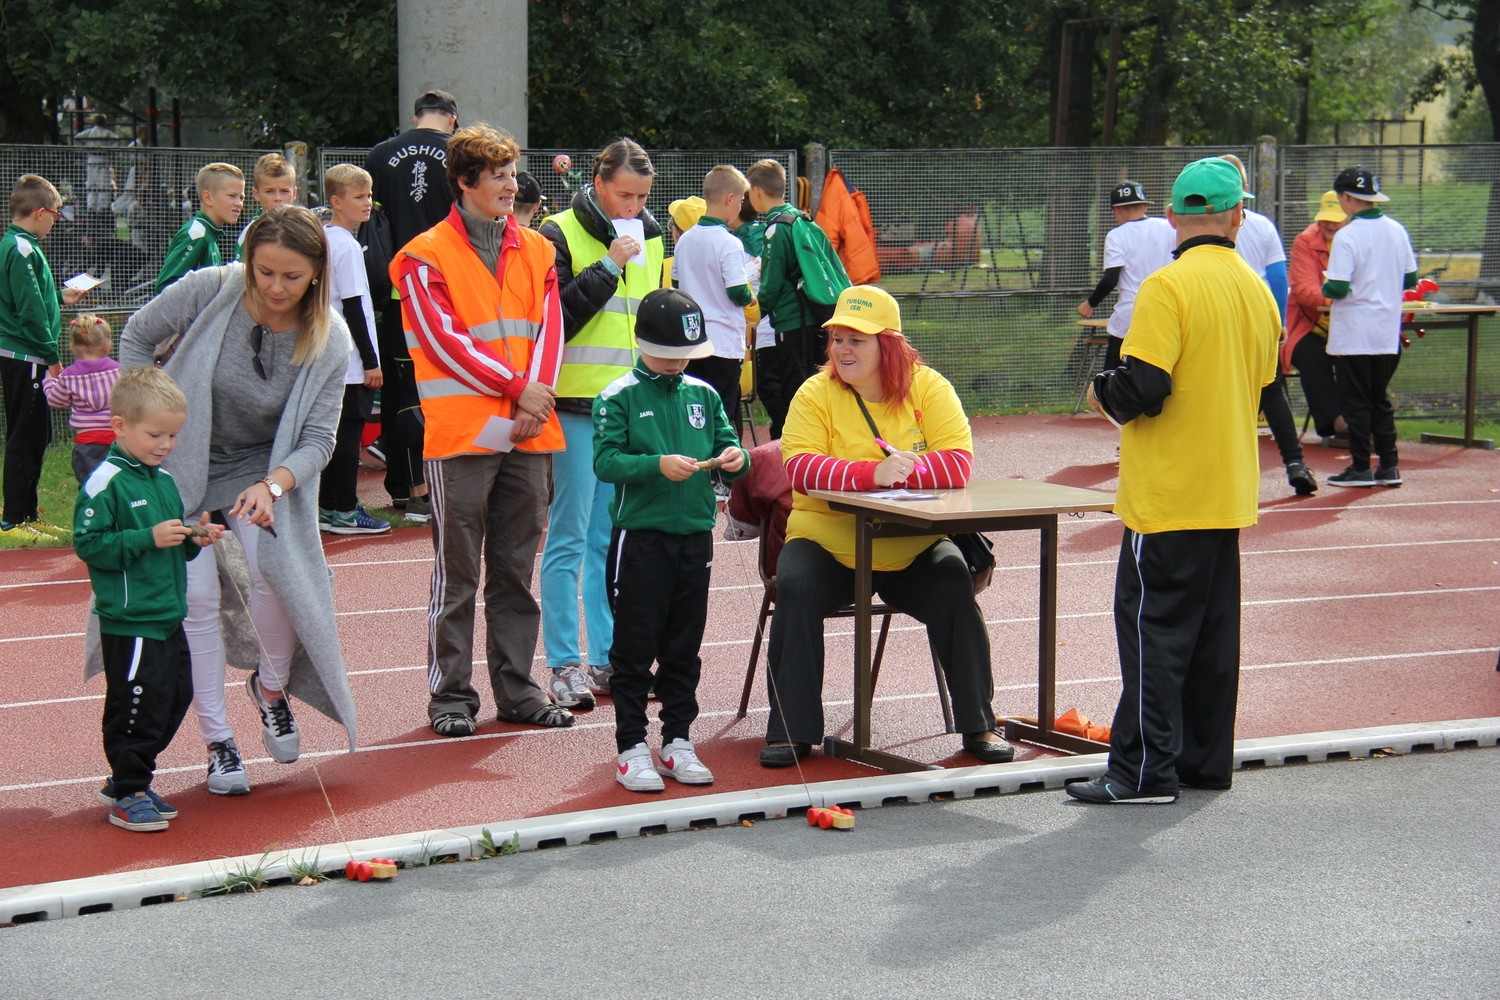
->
xmin=1064 ymin=776 xmax=1177 ymax=804
xmin=961 ymin=730 xmax=1016 ymax=764
xmin=1177 ymin=774 xmax=1232 ymax=791
xmin=1327 ymin=465 xmax=1375 ymax=488
xmin=431 ymin=712 xmax=476 ymax=738
xmin=1286 ymin=460 xmax=1317 ymax=495
xmin=759 ymin=742 xmax=811 ymax=768
xmin=1374 ymin=465 xmax=1402 ymax=487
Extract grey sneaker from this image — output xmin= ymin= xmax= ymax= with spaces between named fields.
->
xmin=404 ymin=494 xmax=431 ymax=523
xmin=585 ymin=664 xmax=614 ymax=695
xmin=549 ymin=664 xmax=596 ymax=710
xmin=247 ymin=671 xmax=300 ymax=763
xmin=1286 ymin=460 xmax=1317 ymax=495
xmin=1374 ymin=465 xmax=1403 ymax=487
xmin=206 ymin=739 xmax=251 ymax=796
xmin=616 ymin=743 xmax=664 ymax=793
xmin=658 ymin=738 xmax=714 ymax=785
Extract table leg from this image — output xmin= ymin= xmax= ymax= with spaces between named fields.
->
xmin=1420 ymin=316 xmax=1495 ymax=449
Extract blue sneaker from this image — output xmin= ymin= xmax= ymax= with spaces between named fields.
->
xmin=109 ymin=791 xmax=170 ymax=832
xmin=322 ymin=506 xmax=392 ymax=535
xmin=97 ymin=782 xmax=178 ymax=819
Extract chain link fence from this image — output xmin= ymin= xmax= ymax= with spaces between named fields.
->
xmin=5 ymin=141 xmax=1496 ymax=442
xmin=827 ymin=146 xmax=1255 ymax=414
xmin=1272 ymin=143 xmax=1499 ymax=421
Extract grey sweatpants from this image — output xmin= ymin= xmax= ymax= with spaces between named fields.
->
xmin=424 ymin=450 xmax=552 ymax=722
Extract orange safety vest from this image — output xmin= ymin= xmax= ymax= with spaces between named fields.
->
xmin=396 ymin=215 xmax=564 ymax=457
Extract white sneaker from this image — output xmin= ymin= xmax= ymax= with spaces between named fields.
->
xmin=659 ymin=738 xmax=714 ymax=785
xmin=246 ymin=672 xmax=300 ymax=763
xmin=549 ymin=664 xmax=596 ymax=710
xmin=206 ymin=739 xmax=251 ymax=795
xmin=616 ymin=743 xmax=664 ymax=793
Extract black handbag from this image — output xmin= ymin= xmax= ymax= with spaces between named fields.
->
xmin=852 ymin=395 xmax=994 ymax=595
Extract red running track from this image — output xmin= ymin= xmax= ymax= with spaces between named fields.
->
xmin=2 ymin=414 xmax=1497 ymax=889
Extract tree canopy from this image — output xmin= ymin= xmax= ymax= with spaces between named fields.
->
xmin=1 ymin=0 xmax=1493 ymax=148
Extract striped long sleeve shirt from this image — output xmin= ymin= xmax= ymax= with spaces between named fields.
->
xmin=44 ymin=357 xmax=120 ymax=437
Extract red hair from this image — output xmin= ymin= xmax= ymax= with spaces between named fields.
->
xmin=822 ymin=327 xmax=925 ymax=406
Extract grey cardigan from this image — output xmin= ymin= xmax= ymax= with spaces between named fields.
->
xmin=88 ymin=264 xmax=359 ymax=749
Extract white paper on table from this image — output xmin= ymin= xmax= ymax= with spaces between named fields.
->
xmin=863 ymin=489 xmax=939 ymax=501
xmin=64 ymin=273 xmax=103 ymax=292
xmin=472 ymin=416 xmax=517 ymax=453
xmin=613 ymin=218 xmax=647 ymax=269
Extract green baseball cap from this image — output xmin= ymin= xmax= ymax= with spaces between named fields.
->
xmin=1171 ymin=157 xmax=1254 ymax=215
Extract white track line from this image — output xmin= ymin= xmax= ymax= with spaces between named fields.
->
xmin=5 ymin=645 xmax=1496 ymax=794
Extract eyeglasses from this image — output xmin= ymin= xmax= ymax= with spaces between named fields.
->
xmin=250 ymin=324 xmax=271 ymax=380
xmin=40 ymin=207 xmax=63 ymax=220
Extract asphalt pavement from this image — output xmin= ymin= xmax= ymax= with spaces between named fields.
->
xmin=7 ymin=746 xmax=1497 ymax=1000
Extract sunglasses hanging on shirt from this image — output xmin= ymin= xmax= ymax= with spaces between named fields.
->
xmin=250 ymin=323 xmax=271 ymax=380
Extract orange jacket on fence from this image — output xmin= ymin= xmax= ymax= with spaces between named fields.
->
xmin=393 ymin=206 xmax=565 ymax=457
xmin=815 ymin=167 xmax=881 ymax=284
xmin=1285 ymin=221 xmax=1332 ymax=374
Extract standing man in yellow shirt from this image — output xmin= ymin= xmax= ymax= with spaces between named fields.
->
xmin=1073 ymin=158 xmax=1280 ymax=804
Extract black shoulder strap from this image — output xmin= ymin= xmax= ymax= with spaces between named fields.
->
xmin=852 ymin=394 xmax=887 ymax=453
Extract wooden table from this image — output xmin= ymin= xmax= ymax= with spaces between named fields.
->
xmin=1403 ymin=304 xmax=1498 ymax=449
xmin=1071 ymin=318 xmax=1111 ymax=413
xmin=806 ymin=479 xmax=1117 ymax=773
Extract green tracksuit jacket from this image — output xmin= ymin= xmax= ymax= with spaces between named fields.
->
xmin=74 ymin=444 xmax=200 ymax=640
xmin=593 ymin=359 xmax=749 ymax=534
xmin=0 ymin=223 xmax=62 ymax=365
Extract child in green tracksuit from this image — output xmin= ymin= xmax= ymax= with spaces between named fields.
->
xmin=154 ymin=162 xmax=244 ymax=292
xmin=593 ymin=288 xmax=748 ymax=793
xmin=75 ymin=367 xmax=223 ymax=831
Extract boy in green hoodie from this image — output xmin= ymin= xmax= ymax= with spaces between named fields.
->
xmin=75 ymin=367 xmax=223 ymax=831
xmin=593 ymin=288 xmax=748 ymax=792
xmin=154 ymin=162 xmax=244 ymax=292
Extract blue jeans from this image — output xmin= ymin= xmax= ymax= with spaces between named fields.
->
xmin=540 ymin=411 xmax=614 ymax=669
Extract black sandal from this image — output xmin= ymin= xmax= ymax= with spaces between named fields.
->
xmin=498 ymin=703 xmax=576 ymax=728
xmin=432 ymin=712 xmax=476 ymax=738
xmin=759 ymin=742 xmax=811 ymax=768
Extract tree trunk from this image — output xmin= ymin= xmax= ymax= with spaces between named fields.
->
xmin=1474 ymin=0 xmax=1500 ymax=280
xmin=1131 ymin=3 xmax=1180 ymax=145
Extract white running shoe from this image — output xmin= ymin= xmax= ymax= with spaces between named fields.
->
xmin=246 ymin=672 xmax=300 ymax=763
xmin=206 ymin=739 xmax=251 ymax=795
xmin=549 ymin=663 xmax=596 ymax=710
xmin=616 ymin=743 xmax=665 ymax=793
xmin=659 ymin=738 xmax=714 ymax=785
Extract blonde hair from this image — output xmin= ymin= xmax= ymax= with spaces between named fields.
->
xmin=703 ymin=165 xmax=749 ymax=205
xmin=253 ymin=153 xmax=295 ymax=187
xmin=112 ymin=366 xmax=188 ymax=423
xmin=241 ymin=205 xmax=332 ymax=366
xmin=324 ymin=163 xmax=372 ymax=202
xmin=9 ymin=174 xmax=62 ymax=219
xmin=746 ymin=159 xmax=786 ymax=201
xmin=69 ymin=313 xmax=113 ymax=355
xmin=196 ymin=162 xmax=245 ymax=197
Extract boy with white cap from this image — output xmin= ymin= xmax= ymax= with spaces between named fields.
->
xmin=592 ymin=287 xmax=748 ymax=791
xmin=1077 ymin=180 xmax=1175 ymax=371
xmin=1322 ymin=166 xmax=1417 ymax=487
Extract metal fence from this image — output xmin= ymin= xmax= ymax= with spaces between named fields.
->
xmin=5 ymin=140 xmax=1496 ymax=442
xmin=831 ymin=143 xmax=1499 ymax=422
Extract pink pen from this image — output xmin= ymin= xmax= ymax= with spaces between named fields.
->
xmin=875 ymin=438 xmax=927 ymax=474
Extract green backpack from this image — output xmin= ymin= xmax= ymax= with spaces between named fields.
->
xmin=765 ymin=208 xmax=851 ymax=324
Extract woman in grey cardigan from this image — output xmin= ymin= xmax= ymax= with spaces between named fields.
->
xmin=118 ymin=206 xmax=357 ymax=795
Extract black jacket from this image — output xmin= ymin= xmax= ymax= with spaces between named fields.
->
xmin=363 ymin=128 xmax=455 ymax=253
xmin=539 ymin=186 xmax=663 ymax=340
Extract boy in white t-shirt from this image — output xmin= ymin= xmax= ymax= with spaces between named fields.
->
xmin=1322 ymin=166 xmax=1418 ymax=488
xmin=317 ymin=163 xmax=388 ymax=533
xmin=1077 ymin=180 xmax=1175 ymax=371
xmin=675 ymin=165 xmax=755 ymax=438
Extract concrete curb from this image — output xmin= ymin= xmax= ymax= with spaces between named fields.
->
xmin=4 ymin=717 xmax=1496 ymax=924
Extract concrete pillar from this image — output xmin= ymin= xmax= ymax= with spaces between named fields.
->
xmin=398 ymin=0 xmax=527 ymax=145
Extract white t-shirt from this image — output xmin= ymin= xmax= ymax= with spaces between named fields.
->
xmin=1235 ymin=209 xmax=1286 ymax=275
xmin=324 ymin=224 xmax=379 ymax=383
xmin=744 ymin=255 xmax=775 ymax=349
xmin=673 ymin=220 xmax=750 ymax=359
xmin=1102 ymin=216 xmax=1176 ymax=339
xmin=1325 ymin=212 xmax=1417 ymax=356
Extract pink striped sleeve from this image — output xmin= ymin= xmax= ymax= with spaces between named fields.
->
xmin=786 ymin=452 xmax=879 ymax=494
xmin=43 ymin=373 xmax=72 ymax=409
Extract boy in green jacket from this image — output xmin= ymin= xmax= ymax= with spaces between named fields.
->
xmin=154 ymin=162 xmax=244 ymax=292
xmin=593 ymin=288 xmax=748 ymax=792
xmin=75 ymin=367 xmax=223 ymax=831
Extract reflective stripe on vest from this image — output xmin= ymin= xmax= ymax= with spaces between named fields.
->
xmin=550 ymin=208 xmax=662 ymax=399
xmin=396 ymin=218 xmax=564 ymax=456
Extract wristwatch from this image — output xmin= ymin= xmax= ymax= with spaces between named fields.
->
xmin=260 ymin=477 xmax=284 ymax=502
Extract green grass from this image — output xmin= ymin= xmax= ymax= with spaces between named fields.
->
xmin=0 ymin=446 xmax=78 ymax=550
xmin=1395 ymin=417 xmax=1499 ymax=444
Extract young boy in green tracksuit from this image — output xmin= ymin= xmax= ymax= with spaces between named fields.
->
xmin=75 ymin=367 xmax=223 ymax=831
xmin=593 ymin=288 xmax=748 ymax=793
xmin=154 ymin=162 xmax=244 ymax=292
